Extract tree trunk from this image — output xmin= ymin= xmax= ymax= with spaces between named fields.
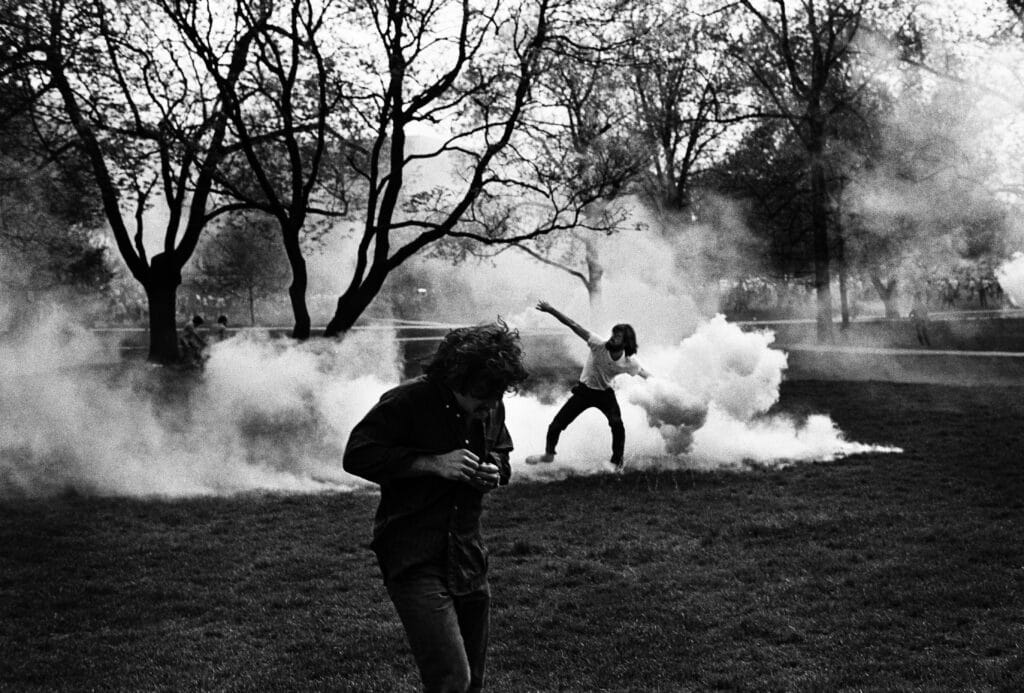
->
xmin=288 ymin=281 xmax=311 ymax=339
xmin=583 ymin=236 xmax=604 ymax=324
xmin=324 ymin=269 xmax=388 ymax=337
xmin=3 ymin=288 xmax=35 ymax=335
xmin=838 ymin=263 xmax=850 ymax=328
xmin=870 ymin=274 xmax=900 ymax=318
xmin=282 ymin=228 xmax=311 ymax=340
xmin=146 ymin=287 xmax=179 ymax=364
xmin=836 ymin=236 xmax=850 ymax=328
xmin=145 ymin=253 xmax=182 ymax=364
xmin=809 ymin=127 xmax=834 ymax=343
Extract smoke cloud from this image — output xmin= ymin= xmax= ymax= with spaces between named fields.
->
xmin=507 ymin=315 xmax=900 ymax=481
xmin=0 ymin=313 xmax=396 ymax=498
xmin=996 ymin=252 xmax=1024 ymax=307
xmin=2 ymin=188 xmax=903 ymax=499
xmin=1 ymin=305 xmax=900 ymax=498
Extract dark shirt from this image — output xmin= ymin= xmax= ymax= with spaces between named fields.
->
xmin=343 ymin=375 xmax=513 ymax=594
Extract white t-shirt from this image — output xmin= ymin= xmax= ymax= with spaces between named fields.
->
xmin=579 ymin=333 xmax=645 ymax=390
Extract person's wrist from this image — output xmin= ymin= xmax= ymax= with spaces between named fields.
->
xmin=413 ymin=454 xmax=436 ymax=474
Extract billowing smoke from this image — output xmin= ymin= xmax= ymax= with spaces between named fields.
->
xmin=506 ymin=314 xmax=899 ymax=480
xmin=2 ymin=192 xmax=904 ymax=499
xmin=996 ymin=252 xmax=1024 ymax=307
xmin=0 ymin=312 xmax=397 ymax=498
xmin=1 ymin=305 xmax=899 ymax=498
xmin=3 ymin=200 xmax=907 ymax=499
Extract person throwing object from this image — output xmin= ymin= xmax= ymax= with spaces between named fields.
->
xmin=531 ymin=300 xmax=650 ymax=470
xmin=344 ymin=321 xmax=528 ymax=692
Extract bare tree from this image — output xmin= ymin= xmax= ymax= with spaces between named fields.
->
xmin=735 ymin=0 xmax=870 ymax=343
xmin=163 ymin=0 xmax=351 ymax=340
xmin=500 ymin=27 xmax=647 ymax=320
xmin=13 ymin=0 xmax=270 ymax=362
xmin=321 ymin=0 xmax=625 ymax=336
xmin=627 ymin=2 xmax=746 ymax=215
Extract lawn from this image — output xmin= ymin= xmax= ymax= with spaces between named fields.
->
xmin=1 ymin=379 xmax=1022 ymax=691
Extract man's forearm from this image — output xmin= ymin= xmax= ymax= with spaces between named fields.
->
xmin=546 ymin=306 xmax=574 ymax=326
xmin=546 ymin=306 xmax=589 ymax=339
xmin=405 ymin=454 xmax=440 ymax=478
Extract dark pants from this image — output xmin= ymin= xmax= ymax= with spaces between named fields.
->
xmin=386 ymin=565 xmax=490 ymax=693
xmin=546 ymin=383 xmax=625 ymax=461
xmin=915 ymin=322 xmax=931 ymax=347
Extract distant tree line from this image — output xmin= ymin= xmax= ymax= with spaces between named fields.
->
xmin=3 ymin=0 xmax=1024 ymax=361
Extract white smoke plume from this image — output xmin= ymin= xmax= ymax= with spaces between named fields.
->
xmin=996 ymin=252 xmax=1024 ymax=307
xmin=2 ymin=262 xmax=901 ymax=498
xmin=0 ymin=313 xmax=397 ymax=498
xmin=506 ymin=315 xmax=901 ymax=481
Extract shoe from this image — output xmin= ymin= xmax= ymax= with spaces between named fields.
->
xmin=609 ymin=457 xmax=624 ymax=470
xmin=525 ymin=453 xmax=556 ymax=465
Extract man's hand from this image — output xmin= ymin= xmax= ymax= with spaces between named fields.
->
xmin=536 ymin=300 xmax=552 ymax=313
xmin=415 ymin=449 xmax=480 ymax=482
xmin=468 ymin=461 xmax=501 ymax=493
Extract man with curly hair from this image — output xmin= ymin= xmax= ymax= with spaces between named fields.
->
xmin=344 ymin=321 xmax=528 ymax=692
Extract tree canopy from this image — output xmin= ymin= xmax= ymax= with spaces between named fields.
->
xmin=3 ymin=0 xmax=1024 ymax=349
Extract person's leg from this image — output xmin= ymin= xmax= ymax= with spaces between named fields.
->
xmin=545 ymin=388 xmax=594 ymax=455
xmin=453 ymin=587 xmax=490 ymax=693
xmin=916 ymin=324 xmax=929 ymax=346
xmin=387 ymin=568 xmax=472 ymax=693
xmin=596 ymin=390 xmax=625 ymax=464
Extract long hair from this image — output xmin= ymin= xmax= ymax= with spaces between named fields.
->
xmin=608 ymin=323 xmax=638 ymax=356
xmin=423 ymin=320 xmax=529 ymax=398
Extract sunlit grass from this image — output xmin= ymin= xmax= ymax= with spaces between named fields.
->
xmin=1 ymin=380 xmax=1022 ymax=690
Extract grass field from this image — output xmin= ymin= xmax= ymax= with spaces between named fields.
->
xmin=2 ymin=378 xmax=1023 ymax=691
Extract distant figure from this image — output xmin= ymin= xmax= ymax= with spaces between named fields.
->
xmin=344 ymin=321 xmax=528 ymax=692
xmin=531 ymin=300 xmax=651 ymax=470
xmin=213 ymin=314 xmax=229 ymax=342
xmin=942 ymin=278 xmax=959 ymax=309
xmin=180 ymin=314 xmax=207 ymax=365
xmin=909 ymin=292 xmax=931 ymax=348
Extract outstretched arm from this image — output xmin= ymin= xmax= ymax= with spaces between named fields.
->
xmin=536 ymin=301 xmax=591 ymax=341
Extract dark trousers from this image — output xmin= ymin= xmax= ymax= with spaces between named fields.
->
xmin=546 ymin=383 xmax=625 ymax=461
xmin=386 ymin=565 xmax=490 ymax=693
xmin=915 ymin=323 xmax=931 ymax=347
